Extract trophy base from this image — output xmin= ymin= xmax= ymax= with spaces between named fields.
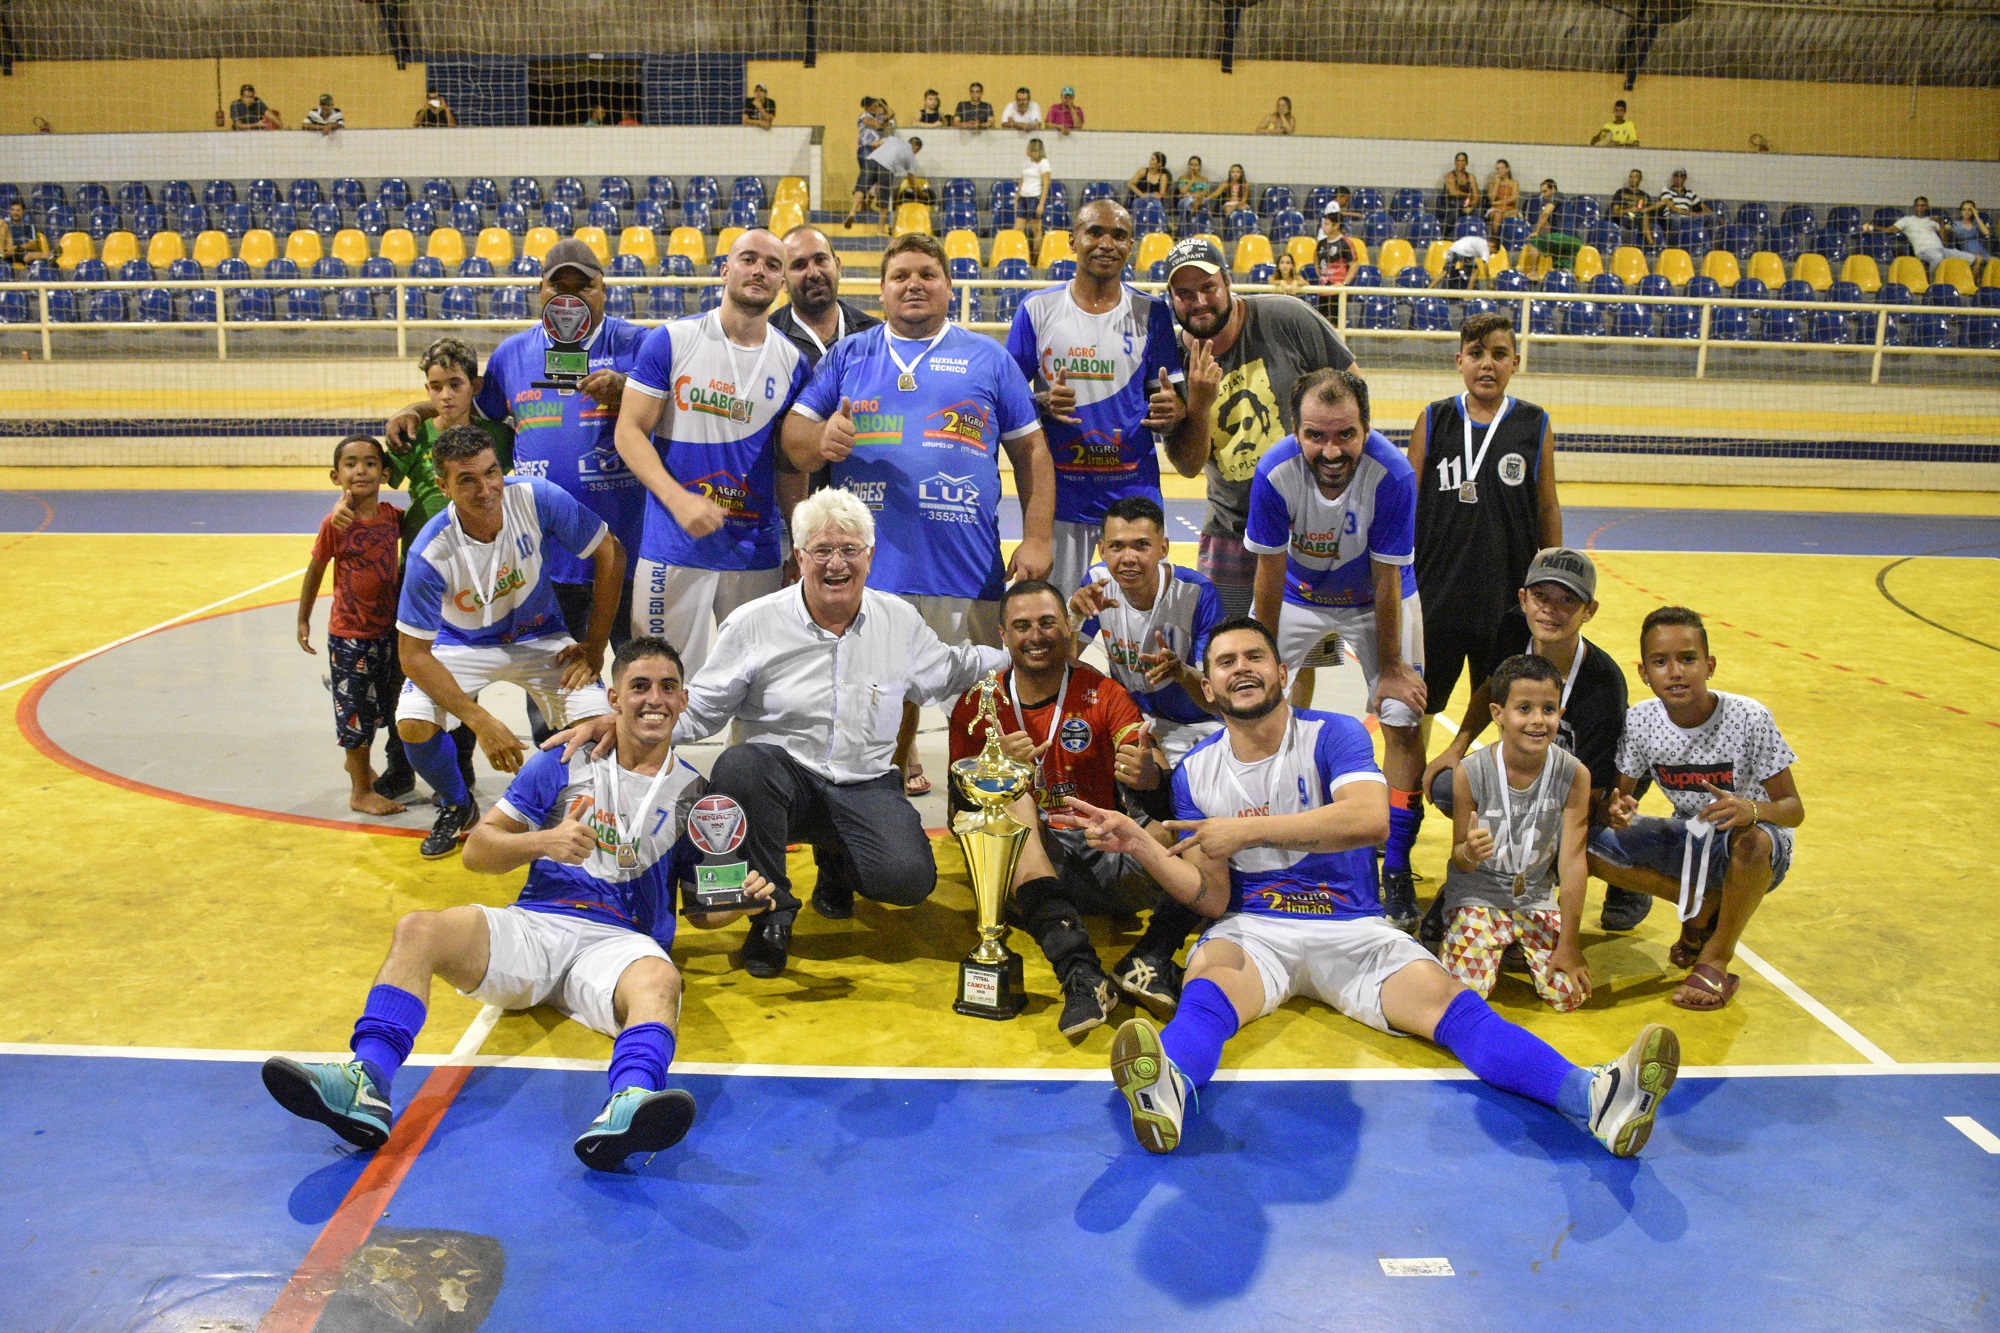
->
xmin=954 ymin=950 xmax=1026 ymax=1020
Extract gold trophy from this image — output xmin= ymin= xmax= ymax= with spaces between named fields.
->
xmin=948 ymin=671 xmax=1032 ymax=1019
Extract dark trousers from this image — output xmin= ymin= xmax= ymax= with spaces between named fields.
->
xmin=1016 ymin=828 xmax=1206 ymax=981
xmin=709 ymin=742 xmax=938 ymax=919
xmin=527 ymin=578 xmax=635 ymax=742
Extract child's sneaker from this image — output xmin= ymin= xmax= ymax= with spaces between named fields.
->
xmin=262 ymin=1057 xmax=393 ymax=1150
xmin=1588 ymin=1023 xmax=1680 ymax=1157
xmin=1110 ymin=1018 xmax=1187 ymax=1154
xmin=573 ymin=1087 xmax=697 ymax=1171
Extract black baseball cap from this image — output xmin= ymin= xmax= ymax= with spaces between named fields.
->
xmin=542 ymin=238 xmax=603 ymax=280
xmin=1166 ymin=237 xmax=1225 ymax=279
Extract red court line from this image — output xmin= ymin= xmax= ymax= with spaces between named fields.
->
xmin=0 ymin=489 xmax=55 ymax=556
xmin=258 ymin=1062 xmax=474 ymax=1333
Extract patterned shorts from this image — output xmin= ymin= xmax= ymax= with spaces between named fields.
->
xmin=1438 ymin=903 xmax=1583 ymax=1013
xmin=328 ymin=633 xmax=399 ymax=749
xmin=1197 ymin=533 xmax=1256 ymax=622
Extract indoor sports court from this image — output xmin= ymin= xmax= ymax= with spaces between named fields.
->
xmin=2 ymin=3 xmax=1998 ymax=1330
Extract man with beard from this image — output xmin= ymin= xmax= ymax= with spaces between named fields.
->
xmin=1059 ymin=619 xmax=1680 ymax=1160
xmin=770 ymin=226 xmax=882 ymax=370
xmin=613 ymin=230 xmax=810 ymax=679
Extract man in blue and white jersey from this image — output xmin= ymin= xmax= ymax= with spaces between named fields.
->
xmin=263 ymin=637 xmax=777 ymax=1172
xmin=1244 ymin=367 xmax=1428 ymax=929
xmin=1059 ymin=619 xmax=1680 ymax=1160
xmin=615 ymin=229 xmax=810 ymax=678
xmin=395 ymin=426 xmax=625 ymax=858
xmin=1004 ymin=198 xmax=1204 ymax=595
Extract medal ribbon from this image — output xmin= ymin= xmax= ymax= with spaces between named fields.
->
xmin=1219 ymin=710 xmax=1297 ymax=820
xmin=600 ymin=741 xmax=679 ymax=866
xmin=1492 ymin=745 xmax=1555 ymax=884
xmin=1007 ymin=664 xmax=1071 ymax=790
xmin=886 ymin=324 xmax=951 ymax=387
xmin=714 ymin=310 xmax=773 ymax=422
xmin=1459 ymin=392 xmax=1513 ymax=489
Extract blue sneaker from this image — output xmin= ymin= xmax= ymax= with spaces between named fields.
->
xmin=573 ymin=1086 xmax=697 ymax=1171
xmin=262 ymin=1057 xmax=393 ymax=1150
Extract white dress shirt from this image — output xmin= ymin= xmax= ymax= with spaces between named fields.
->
xmin=677 ymin=585 xmax=1007 ymax=784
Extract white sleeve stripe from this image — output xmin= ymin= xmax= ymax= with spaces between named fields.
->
xmin=493 ymin=798 xmax=530 ymax=826
xmin=1371 ymin=552 xmax=1415 ymax=566
xmin=625 ymin=377 xmax=669 ymax=399
xmin=1001 ymin=423 xmax=1041 ymax=441
xmin=394 ymin=620 xmax=439 ymax=640
xmin=575 ymin=523 xmax=607 ymax=559
xmin=1330 ymin=771 xmax=1387 ymax=791
xmin=1241 ymin=536 xmax=1287 ymax=555
xmin=790 ymin=405 xmax=826 ymax=422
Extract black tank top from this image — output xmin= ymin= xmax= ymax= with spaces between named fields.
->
xmin=1412 ymin=395 xmax=1548 ymax=631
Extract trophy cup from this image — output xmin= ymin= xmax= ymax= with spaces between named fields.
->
xmin=533 ymin=293 xmax=594 ymax=393
xmin=948 ymin=672 xmax=1033 ymax=1019
xmin=684 ymin=793 xmax=754 ymax=913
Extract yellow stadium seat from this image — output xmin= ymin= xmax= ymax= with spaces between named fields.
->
xmin=284 ymin=230 xmax=323 ymax=267
xmin=1285 ymin=235 xmax=1318 ymax=275
xmin=768 ymin=201 xmax=805 ymax=237
xmin=145 ymin=230 xmax=186 ymax=269
xmin=1348 ymin=237 xmax=1370 ymax=268
xmin=1983 ymin=257 xmax=2000 ymax=289
xmin=1700 ymin=250 xmax=1740 ymax=288
xmin=1196 ymin=233 xmax=1224 ymax=257
xmin=990 ymin=229 xmax=1030 ymax=266
xmin=1934 ymin=257 xmax=1976 ymax=297
xmin=475 ymin=227 xmax=515 ymax=267
xmin=666 ymin=227 xmax=706 ymax=265
xmin=617 ymin=226 xmax=658 ymax=267
xmin=1792 ymin=253 xmax=1833 ymax=292
xmin=523 ymin=226 xmax=561 ymax=264
xmin=1610 ymin=245 xmax=1648 ymax=287
xmin=1233 ymin=234 xmax=1274 ymax=274
xmin=98 ymin=231 xmax=139 ymax=271
xmin=55 ymin=231 xmax=94 ymax=270
xmin=716 ymin=226 xmax=746 ymax=258
xmin=943 ymin=230 xmax=982 ymax=264
xmin=376 ymin=229 xmax=417 ymax=268
xmin=892 ymin=203 xmax=933 ymax=238
xmin=573 ymin=226 xmax=612 ymax=264
xmin=1376 ymin=238 xmax=1415 ymax=277
xmin=1654 ymin=248 xmax=1695 ymax=287
xmin=1839 ymin=254 xmax=1881 ymax=295
xmin=774 ymin=176 xmax=809 ymax=209
xmin=1572 ymin=245 xmax=1604 ymax=283
xmin=425 ymin=227 xmax=467 ymax=268
xmin=1420 ymin=239 xmax=1449 ymax=278
xmin=1887 ymin=255 xmax=1928 ymax=294
xmin=1135 ymin=232 xmax=1175 ymax=272
xmin=236 ymin=230 xmax=277 ymax=269
xmin=1746 ymin=251 xmax=1786 ymax=289
xmin=190 ymin=230 xmax=232 ymax=269
xmin=330 ymin=229 xmax=371 ymax=267
xmin=1482 ymin=245 xmax=1508 ymax=279
xmin=1039 ymin=229 xmax=1074 ymax=268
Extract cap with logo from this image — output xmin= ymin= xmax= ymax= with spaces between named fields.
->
xmin=1321 ymin=201 xmax=1342 ymax=218
xmin=1061 ymin=85 xmax=1075 ymax=96
xmin=541 ymin=238 xmax=604 ymax=280
xmin=1524 ymin=547 xmax=1597 ymax=602
xmin=1165 ymin=237 xmax=1226 ymax=279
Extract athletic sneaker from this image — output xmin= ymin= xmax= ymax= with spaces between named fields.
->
xmin=1110 ymin=951 xmax=1183 ymax=1021
xmin=573 ymin=1086 xmax=698 ymax=1171
xmin=1380 ymin=868 xmax=1418 ymax=933
xmin=1110 ymin=1018 xmax=1187 ymax=1154
xmin=1417 ymin=893 xmax=1447 ymax=950
xmin=261 ymin=1057 xmax=393 ymax=1150
xmin=1587 ymin=1023 xmax=1681 ymax=1158
xmin=1600 ymin=886 xmax=1655 ymax=932
xmin=1057 ymin=965 xmax=1116 ymax=1038
xmin=420 ymin=798 xmax=479 ymax=859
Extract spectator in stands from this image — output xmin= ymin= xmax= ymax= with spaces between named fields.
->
xmin=893 ymin=170 xmax=934 ymax=209
xmin=586 ymin=105 xmax=609 ymax=128
xmin=952 ymin=82 xmax=994 ymax=130
xmin=1611 ymin=168 xmax=1654 ymax=246
xmin=846 ymin=134 xmax=922 ymax=230
xmin=1208 ymin=164 xmax=1253 ymax=215
xmin=1431 ymin=232 xmax=1491 ymax=289
xmin=1174 ymin=157 xmax=1212 ymax=208
xmin=3 ymin=200 xmax=50 ymax=271
xmin=1522 ymin=179 xmax=1584 ymax=274
xmin=743 ymin=83 xmax=776 ymax=130
xmin=1047 ymin=87 xmax=1084 ymax=136
xmin=916 ymin=89 xmax=944 ymax=127
xmin=229 ymin=83 xmax=280 ymax=131
xmin=1257 ymin=96 xmax=1295 ymax=136
xmin=1485 ymin=160 xmax=1519 ymax=230
xmin=616 ymin=108 xmax=641 ymax=127
xmin=1589 ymin=100 xmax=1639 ymax=147
xmin=856 ymin=96 xmax=890 ymax=170
xmin=1002 ymin=87 xmax=1042 ymax=131
xmin=1651 ymin=168 xmax=1711 ymax=220
xmin=414 ymin=91 xmax=456 ymax=128
xmin=1020 ymin=138 xmax=1053 ymax=247
xmin=1441 ymin=153 xmax=1480 ymax=227
xmin=1271 ymin=253 xmax=1308 ymax=297
xmin=1952 ymin=200 xmax=1991 ymax=260
xmin=1129 ymin=152 xmax=1173 ymax=202
xmin=1313 ymin=203 xmax=1355 ymax=289
xmin=1866 ymin=198 xmax=1977 ymax=267
xmin=303 ymin=94 xmax=344 ymax=137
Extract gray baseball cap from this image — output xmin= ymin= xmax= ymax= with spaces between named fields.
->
xmin=1165 ymin=237 xmax=1225 ymax=279
xmin=1524 ymin=547 xmax=1597 ymax=601
xmin=542 ymin=238 xmax=603 ymax=280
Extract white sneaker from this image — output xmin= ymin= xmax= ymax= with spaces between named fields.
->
xmin=1588 ymin=1023 xmax=1680 ymax=1157
xmin=1110 ymin=1018 xmax=1187 ymax=1154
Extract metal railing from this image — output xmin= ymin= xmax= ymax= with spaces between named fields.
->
xmin=3 ymin=275 xmax=1995 ymax=386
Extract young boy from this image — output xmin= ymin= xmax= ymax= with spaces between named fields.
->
xmin=1589 ymin=607 xmax=1805 ymax=1011
xmin=1439 ymin=654 xmax=1592 ymax=1012
xmin=296 ymin=435 xmax=406 ymax=816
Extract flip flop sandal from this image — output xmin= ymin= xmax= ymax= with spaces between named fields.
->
xmin=904 ymin=768 xmax=933 ymax=797
xmin=1669 ymin=962 xmax=1740 ymax=1011
xmin=1669 ymin=923 xmax=1716 ymax=971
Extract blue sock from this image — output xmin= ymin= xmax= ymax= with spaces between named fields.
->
xmin=1431 ymin=989 xmax=1578 ymax=1113
xmin=1557 ymin=1066 xmax=1596 ymax=1128
xmin=349 ymin=984 xmax=427 ymax=1091
xmin=1158 ymin=978 xmax=1239 ymax=1090
xmin=405 ymin=731 xmax=468 ymax=807
xmin=609 ymin=1022 xmax=674 ymax=1095
xmin=1384 ymin=787 xmax=1423 ymax=875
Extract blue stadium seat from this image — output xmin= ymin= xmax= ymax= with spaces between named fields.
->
xmin=651 ymin=254 xmax=692 ymax=318
xmin=492 ymin=284 xmax=531 ymax=320
xmin=1870 ymin=206 xmax=1901 ymax=230
xmin=1454 ymin=216 xmax=1488 ymax=241
xmin=178 ymin=282 xmax=214 ymax=322
xmin=1406 ymin=215 xmax=1441 ymax=245
xmin=634 ymin=200 xmax=670 ymax=232
xmin=129 ymin=203 xmax=164 ymax=239
xmin=1048 ymin=259 xmax=1077 ymax=282
xmin=726 ymin=198 xmax=758 ymax=230
xmin=337 ymin=285 xmax=376 ymax=320
xmin=1769 ymin=226 xmax=1807 ymax=262
xmin=215 ymin=257 xmax=250 ymax=282
xmin=1131 ymin=198 xmax=1165 ymax=235
xmin=1247 ymin=263 xmax=1275 ymax=284
xmin=72 ymin=258 xmax=108 ymax=284
xmin=265 ymin=257 xmax=298 ymax=281
xmin=117 ymin=181 xmax=152 ymax=210
xmin=732 ymin=176 xmax=767 ymax=209
xmin=1491 ymin=269 xmax=1528 ymax=293
xmin=441 ymin=286 xmax=479 ymax=320
xmin=264 ymin=202 xmax=300 ymax=237
xmin=1363 ymin=211 xmax=1391 ymax=245
xmin=421 ymin=177 xmax=455 ymax=207
xmin=1721 ymin=223 xmax=1759 ymax=262
xmin=331 ymin=178 xmax=366 ymax=211
xmin=1347 ymin=188 xmax=1380 ymax=214
xmin=1824 ymin=206 xmax=1861 ymax=234
xmin=403 ymin=201 xmax=436 ymax=237
xmin=1811 ymin=228 xmax=1849 ymax=264
xmin=311 ymin=257 xmax=347 ymax=281
xmin=988 ymin=181 xmax=1018 ymax=231
xmin=602 ymin=285 xmax=635 ymax=319
xmin=1735 ymin=202 xmax=1769 ymax=229
xmin=1585 ymin=220 xmax=1621 ymax=253
xmin=118 ymin=259 xmax=153 ymax=284
xmin=288 ymin=178 xmax=322 ymax=208
xmin=941 ymin=200 xmax=979 ymax=233
xmin=1857 ymin=232 xmax=1897 ymax=265
xmin=85 ymin=289 xmax=126 ymax=322
xmin=451 ymin=200 xmax=485 ymax=233
xmin=466 ymin=178 xmax=500 ymax=208
xmin=1045 ymin=180 xmax=1069 ymax=210
xmin=1147 ymin=261 xmax=1169 ymax=283
xmin=1778 ymin=203 xmax=1813 ymax=232
xmin=1388 ymin=188 xmax=1425 ymax=223
xmin=1497 ymin=216 xmax=1529 ymax=248
xmin=0 ymin=289 xmax=35 ymax=324
xmin=1043 ymin=197 xmax=1071 ymax=232
xmin=1410 ymin=297 xmax=1452 ymax=331
xmin=553 ymin=176 xmax=586 ymax=207
xmin=1660 ymin=302 xmax=1700 ymax=338
xmin=1666 ymin=217 xmax=1711 ymax=256
xmin=355 ymin=201 xmax=388 ymax=237
xmin=1177 ymin=208 xmax=1212 ymax=241
xmin=510 ymin=256 xmax=542 ymax=279
xmin=41 ymin=287 xmax=79 ymax=323
xmin=1351 ymin=290 xmax=1396 ymax=330
xmin=85 ymin=207 xmax=120 ymax=243
xmin=243 ymin=179 xmax=277 ymax=209
xmin=457 ymin=257 xmax=493 ymax=279
xmin=682 ymin=197 xmax=713 ymax=232
xmin=28 ymin=183 xmax=64 ymax=212
xmin=686 ymin=176 xmax=720 ymax=206
xmin=645 ymin=176 xmax=679 ymax=206
xmin=174 ymin=204 xmax=208 ymax=239
xmin=698 ymin=281 xmax=723 ymax=313
xmin=74 ymin=183 xmax=110 ymax=211
xmin=943 ymin=178 xmax=978 ymax=204
xmin=541 ymin=201 xmax=574 ymax=233
xmin=376 ymin=178 xmax=411 ymax=210
xmin=510 ymin=176 xmax=543 ymax=207
xmin=949 ymin=257 xmax=981 ymax=282
xmin=586 ymin=200 xmax=620 ymax=231
xmin=1395 ymin=265 xmax=1430 ymax=290
xmin=202 ymin=180 xmax=236 ymax=206
xmin=1081 ymin=181 xmax=1116 ymax=207
xmin=1223 ymin=209 xmax=1258 ymax=243
xmin=233 ymin=267 xmax=272 ymax=321
xmin=168 ymin=257 xmax=202 ymax=282
xmin=399 ymin=285 xmax=427 ymax=320
xmin=154 ymin=180 xmax=191 ymax=209
xmin=410 ymin=256 xmax=445 ymax=282
xmin=310 ymin=202 xmax=344 ymax=238
xmin=599 ymin=176 xmax=634 ymax=209
xmin=1564 ymin=299 xmax=1603 ymax=336
xmin=219 ymin=203 xmax=253 ymax=240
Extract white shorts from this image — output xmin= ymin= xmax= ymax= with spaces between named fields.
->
xmin=463 ymin=904 xmax=669 ymax=1037
xmin=1152 ymin=715 xmax=1223 ymax=767
xmin=1194 ymin=911 xmax=1436 ymax=1032
xmin=395 ymin=634 xmax=611 ymax=730
xmin=899 ymin=593 xmax=1001 ymax=648
xmin=1050 ymin=519 xmax=1100 ymax=602
xmin=631 ymin=558 xmax=784 ymax=680
xmin=1275 ymin=591 xmax=1426 ymax=727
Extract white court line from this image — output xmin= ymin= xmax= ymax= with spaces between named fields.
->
xmin=1945 ymin=1115 xmax=2000 ymax=1153
xmin=447 ymin=1004 xmax=503 ymax=1065
xmin=1733 ymin=944 xmax=1898 ymax=1067
xmin=0 ymin=566 xmax=306 ymax=694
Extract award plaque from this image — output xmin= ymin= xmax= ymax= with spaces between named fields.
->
xmin=947 ymin=672 xmax=1033 ymax=1020
xmin=684 ymin=793 xmax=753 ymax=913
xmin=533 ymin=293 xmax=595 ymax=393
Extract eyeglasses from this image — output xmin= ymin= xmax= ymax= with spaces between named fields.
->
xmin=802 ymin=543 xmax=868 ymax=564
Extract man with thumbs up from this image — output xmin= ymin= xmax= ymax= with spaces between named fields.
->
xmin=1005 ymin=198 xmax=1200 ymax=597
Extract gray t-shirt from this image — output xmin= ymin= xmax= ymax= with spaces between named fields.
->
xmin=1192 ymin=294 xmax=1353 ymax=539
xmin=867 ymin=137 xmax=917 ymax=178
xmin=1441 ymin=742 xmax=1580 ymax=914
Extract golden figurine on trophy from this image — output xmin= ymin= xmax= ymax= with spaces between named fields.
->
xmin=948 ymin=671 xmax=1032 ymax=1019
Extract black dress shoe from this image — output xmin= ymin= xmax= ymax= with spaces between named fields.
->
xmin=811 ymin=879 xmax=854 ymax=919
xmin=741 ymin=911 xmax=793 ymax=978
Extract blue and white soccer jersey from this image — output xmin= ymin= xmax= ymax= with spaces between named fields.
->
xmin=1173 ymin=708 xmax=1431 ymax=1029
xmin=793 ymin=323 xmax=1041 ymax=606
xmin=1077 ymin=559 xmax=1223 ymax=764
xmin=394 ymin=475 xmax=613 ymax=728
xmin=1005 ymin=285 xmax=1182 ymax=593
xmin=624 ymin=311 xmax=811 ymax=675
xmin=1243 ymin=430 xmax=1425 ymax=726
xmin=469 ymin=746 xmax=705 ymax=1036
